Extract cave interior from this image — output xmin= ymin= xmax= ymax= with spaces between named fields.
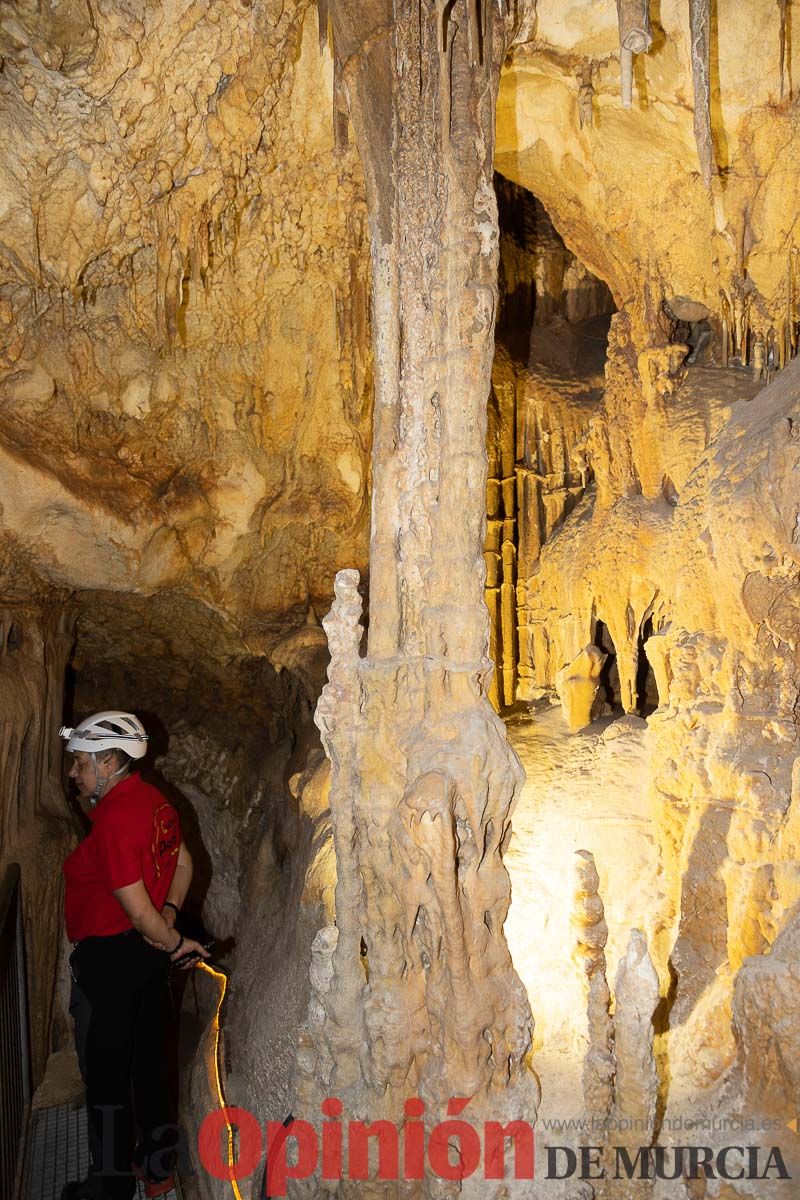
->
xmin=2 ymin=1 xmax=800 ymax=1198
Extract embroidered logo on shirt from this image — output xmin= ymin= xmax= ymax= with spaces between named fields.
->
xmin=152 ymin=804 xmax=179 ymax=877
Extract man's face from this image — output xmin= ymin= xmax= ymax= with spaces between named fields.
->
xmin=68 ymin=751 xmax=98 ymax=800
xmin=68 ymin=750 xmax=115 ymax=800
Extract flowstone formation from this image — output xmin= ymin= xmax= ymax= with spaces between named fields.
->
xmin=486 ymin=183 xmax=614 ymax=709
xmin=294 ymin=2 xmax=538 ymax=1194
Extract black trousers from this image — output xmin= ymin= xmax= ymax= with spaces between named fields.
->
xmin=70 ymin=930 xmax=175 ymax=1199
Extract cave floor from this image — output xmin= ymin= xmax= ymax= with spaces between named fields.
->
xmin=24 ymin=1102 xmax=181 ymax=1200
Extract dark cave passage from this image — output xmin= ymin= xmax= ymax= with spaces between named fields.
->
xmin=636 ymin=615 xmax=660 ymax=716
xmin=488 ymin=175 xmax=617 ymax=710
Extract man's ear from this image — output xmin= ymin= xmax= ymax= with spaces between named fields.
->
xmin=98 ymin=751 xmax=116 ymax=778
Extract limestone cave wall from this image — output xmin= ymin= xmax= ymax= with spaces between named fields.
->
xmin=499 ymin=0 xmax=800 ymax=1141
xmin=0 ymin=0 xmax=372 ymax=678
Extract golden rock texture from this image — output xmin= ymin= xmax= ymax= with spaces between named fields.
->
xmin=502 ymin=0 xmax=800 ymax=1154
xmin=2 ymin=0 xmax=800 ymax=1193
xmin=0 ymin=0 xmax=376 ymax=1116
xmin=497 ymin=0 xmax=800 ymax=351
xmin=0 ymin=1 xmax=372 ymax=695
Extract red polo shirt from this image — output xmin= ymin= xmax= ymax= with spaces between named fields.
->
xmin=63 ymin=772 xmax=180 ymax=941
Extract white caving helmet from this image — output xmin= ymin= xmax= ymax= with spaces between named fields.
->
xmin=60 ymin=711 xmax=149 ymax=758
xmin=59 ymin=712 xmax=148 ymax=804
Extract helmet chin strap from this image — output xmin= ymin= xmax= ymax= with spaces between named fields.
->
xmin=88 ymin=753 xmax=128 ymax=806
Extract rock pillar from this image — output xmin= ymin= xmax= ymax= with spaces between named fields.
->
xmin=296 ymin=2 xmax=538 ymax=1194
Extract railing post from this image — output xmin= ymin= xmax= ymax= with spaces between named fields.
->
xmin=0 ymin=864 xmax=31 ymax=1200
xmin=15 ymin=883 xmax=31 ymax=1109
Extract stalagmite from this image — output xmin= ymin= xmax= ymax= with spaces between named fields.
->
xmin=689 ymin=0 xmax=716 ymax=187
xmin=297 ymin=2 xmax=539 ymax=1191
xmin=8 ymin=1 xmax=800 ymax=1192
xmin=573 ymin=851 xmax=614 ymax=1128
xmin=611 ymin=929 xmax=660 ymax=1145
xmin=316 ymin=0 xmax=328 ymax=51
xmin=617 ymin=0 xmax=653 ymax=108
xmin=501 ymin=539 xmax=518 ymax=705
xmin=556 ymin=645 xmax=607 ymax=732
xmin=753 ymin=332 xmax=767 ymax=380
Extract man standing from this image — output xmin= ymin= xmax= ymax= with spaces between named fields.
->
xmin=60 ymin=711 xmax=209 ymax=1200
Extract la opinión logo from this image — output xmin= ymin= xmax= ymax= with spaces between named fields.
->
xmin=198 ymin=1097 xmax=535 ymax=1195
xmin=197 ymin=1099 xmax=792 ymax=1196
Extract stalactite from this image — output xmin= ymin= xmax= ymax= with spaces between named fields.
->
xmin=438 ymin=0 xmax=452 ymax=53
xmin=620 ymin=45 xmax=633 ymax=108
xmin=731 ymin=285 xmax=744 ymax=359
xmin=577 ymin=60 xmax=595 ymax=128
xmin=316 ymin=0 xmax=328 ymax=52
xmin=333 ymin=54 xmax=349 ymax=152
xmin=617 ymin=0 xmax=652 ymax=108
xmin=689 ymin=0 xmax=716 ymax=187
xmin=719 ymin=291 xmax=734 ymax=364
xmin=789 ymin=247 xmax=799 ymax=360
xmin=779 ymin=0 xmax=789 ymax=98
xmin=500 ymin=539 xmax=517 ymax=703
xmin=467 ymin=0 xmax=481 ymax=66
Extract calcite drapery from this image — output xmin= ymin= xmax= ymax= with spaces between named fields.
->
xmin=299 ymin=1 xmax=538 ymax=1192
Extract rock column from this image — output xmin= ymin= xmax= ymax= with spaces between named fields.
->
xmin=297 ymin=2 xmax=538 ymax=1194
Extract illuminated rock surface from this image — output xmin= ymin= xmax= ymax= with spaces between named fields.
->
xmin=1 ymin=1 xmax=800 ymax=1197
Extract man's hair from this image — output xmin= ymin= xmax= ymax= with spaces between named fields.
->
xmin=100 ymin=748 xmax=135 ymax=773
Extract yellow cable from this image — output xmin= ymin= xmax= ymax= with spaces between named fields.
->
xmin=196 ymin=961 xmax=244 ymax=1200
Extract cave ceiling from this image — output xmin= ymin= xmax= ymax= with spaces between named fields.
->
xmin=0 ymin=0 xmax=372 ymax=711
xmin=1 ymin=0 xmax=799 ymax=710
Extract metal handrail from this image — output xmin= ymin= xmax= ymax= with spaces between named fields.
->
xmin=0 ymin=862 xmax=31 ymax=1200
